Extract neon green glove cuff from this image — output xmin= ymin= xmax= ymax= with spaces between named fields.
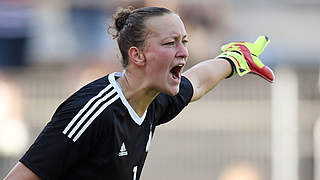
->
xmin=218 ymin=51 xmax=251 ymax=77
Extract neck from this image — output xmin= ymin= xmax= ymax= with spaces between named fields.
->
xmin=117 ymin=70 xmax=159 ymax=117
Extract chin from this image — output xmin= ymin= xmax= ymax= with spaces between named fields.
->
xmin=166 ymin=91 xmax=179 ymax=96
xmin=165 ymin=86 xmax=180 ymax=96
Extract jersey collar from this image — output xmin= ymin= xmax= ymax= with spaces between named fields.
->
xmin=108 ymin=72 xmax=147 ymax=126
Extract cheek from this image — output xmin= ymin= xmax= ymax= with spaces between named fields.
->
xmin=147 ymin=48 xmax=174 ymax=72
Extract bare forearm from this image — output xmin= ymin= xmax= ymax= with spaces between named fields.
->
xmin=183 ymin=58 xmax=232 ymax=102
xmin=5 ymin=162 xmax=40 ymax=180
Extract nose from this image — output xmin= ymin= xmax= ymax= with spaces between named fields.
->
xmin=176 ymin=42 xmax=189 ymax=60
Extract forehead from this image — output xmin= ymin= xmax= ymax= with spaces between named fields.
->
xmin=145 ymin=13 xmax=187 ymax=39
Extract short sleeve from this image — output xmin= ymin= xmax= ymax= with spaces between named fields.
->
xmin=20 ymin=99 xmax=102 ymax=180
xmin=154 ymin=76 xmax=194 ymax=125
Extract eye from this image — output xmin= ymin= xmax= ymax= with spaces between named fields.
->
xmin=164 ymin=41 xmax=175 ymax=46
xmin=182 ymin=40 xmax=189 ymax=46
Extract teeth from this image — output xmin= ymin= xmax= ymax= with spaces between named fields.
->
xmin=172 ymin=73 xmax=178 ymax=80
xmin=170 ymin=64 xmax=183 ymax=81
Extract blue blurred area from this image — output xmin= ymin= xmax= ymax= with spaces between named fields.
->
xmin=1 ymin=0 xmax=319 ymax=68
xmin=0 ymin=0 xmax=32 ymax=68
xmin=69 ymin=8 xmax=111 ymax=57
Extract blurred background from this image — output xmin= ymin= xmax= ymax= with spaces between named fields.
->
xmin=0 ymin=0 xmax=319 ymax=179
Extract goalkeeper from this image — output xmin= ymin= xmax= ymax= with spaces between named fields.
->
xmin=6 ymin=6 xmax=274 ymax=180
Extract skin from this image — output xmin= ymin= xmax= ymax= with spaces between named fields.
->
xmin=4 ymin=13 xmax=232 ymax=180
xmin=5 ymin=162 xmax=40 ymax=180
xmin=117 ymin=13 xmax=231 ymax=116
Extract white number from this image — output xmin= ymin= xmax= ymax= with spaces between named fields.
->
xmin=133 ymin=166 xmax=138 ymax=180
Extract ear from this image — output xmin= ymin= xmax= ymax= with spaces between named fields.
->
xmin=128 ymin=46 xmax=146 ymax=66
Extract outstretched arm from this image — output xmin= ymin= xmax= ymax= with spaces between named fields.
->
xmin=183 ymin=36 xmax=274 ymax=102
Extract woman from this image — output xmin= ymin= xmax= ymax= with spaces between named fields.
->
xmin=5 ymin=6 xmax=273 ymax=180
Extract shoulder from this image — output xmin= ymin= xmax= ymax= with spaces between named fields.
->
xmin=151 ymin=76 xmax=193 ymax=125
xmin=57 ymin=74 xmax=120 ymax=113
xmin=53 ymin=75 xmax=111 ymax=117
xmin=180 ymin=76 xmax=194 ymax=94
xmin=52 ymin=74 xmax=121 ymax=140
xmin=156 ymin=76 xmax=193 ymax=104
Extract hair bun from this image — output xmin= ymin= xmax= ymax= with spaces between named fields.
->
xmin=114 ymin=6 xmax=135 ymax=32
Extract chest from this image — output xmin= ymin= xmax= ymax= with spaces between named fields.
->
xmin=112 ymin=113 xmax=154 ymax=161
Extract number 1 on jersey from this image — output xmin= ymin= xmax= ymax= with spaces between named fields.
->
xmin=133 ymin=166 xmax=138 ymax=180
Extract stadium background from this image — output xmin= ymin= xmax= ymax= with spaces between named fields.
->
xmin=0 ymin=0 xmax=319 ymax=179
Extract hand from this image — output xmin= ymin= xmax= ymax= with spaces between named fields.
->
xmin=218 ymin=36 xmax=275 ymax=83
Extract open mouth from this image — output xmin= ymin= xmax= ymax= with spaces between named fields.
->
xmin=170 ymin=64 xmax=184 ymax=81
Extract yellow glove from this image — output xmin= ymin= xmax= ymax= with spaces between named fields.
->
xmin=218 ymin=36 xmax=275 ymax=83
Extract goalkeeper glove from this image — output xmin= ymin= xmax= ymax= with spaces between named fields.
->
xmin=218 ymin=35 xmax=275 ymax=83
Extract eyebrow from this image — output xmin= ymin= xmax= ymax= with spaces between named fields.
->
xmin=166 ymin=34 xmax=189 ymax=40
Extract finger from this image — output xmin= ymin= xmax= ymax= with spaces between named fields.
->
xmin=221 ymin=42 xmax=240 ymax=51
xmin=252 ymin=55 xmax=265 ymax=69
xmin=250 ymin=56 xmax=275 ymax=83
xmin=253 ymin=35 xmax=270 ymax=55
xmin=221 ymin=43 xmax=233 ymax=51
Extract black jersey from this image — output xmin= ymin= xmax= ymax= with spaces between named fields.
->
xmin=20 ymin=72 xmax=193 ymax=180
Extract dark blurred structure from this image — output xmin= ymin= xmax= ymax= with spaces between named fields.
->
xmin=67 ymin=0 xmax=113 ymax=62
xmin=0 ymin=0 xmax=32 ymax=68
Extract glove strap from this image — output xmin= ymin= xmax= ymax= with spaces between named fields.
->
xmin=218 ymin=51 xmax=251 ymax=77
xmin=218 ymin=56 xmax=235 ymax=78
